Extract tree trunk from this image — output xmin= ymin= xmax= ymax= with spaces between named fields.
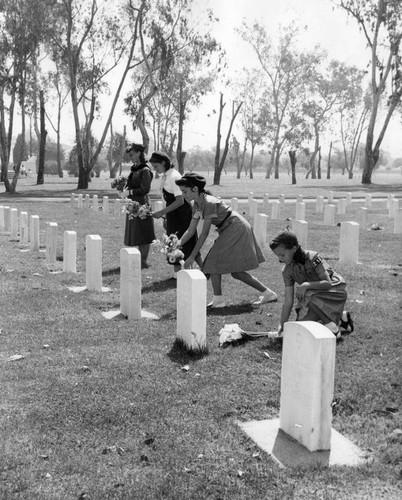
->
xmin=176 ymin=91 xmax=186 ymax=174
xmin=289 ymin=150 xmax=297 ymax=185
xmin=36 ymin=90 xmax=47 ymax=185
xmin=327 ymin=141 xmax=332 ymax=179
xmin=213 ymin=93 xmax=224 ymax=185
xmin=317 ymin=146 xmax=321 ymax=179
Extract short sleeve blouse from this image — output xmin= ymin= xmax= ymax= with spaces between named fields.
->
xmin=192 ymin=194 xmax=231 ymax=226
xmin=282 ymin=251 xmax=343 ymax=287
xmin=162 ymin=168 xmax=182 ymax=197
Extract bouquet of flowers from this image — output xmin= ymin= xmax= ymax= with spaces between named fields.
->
xmin=160 ymin=233 xmax=185 ymax=266
xmin=123 ymin=200 xmax=153 ymax=220
xmin=111 ymin=176 xmax=127 ymax=192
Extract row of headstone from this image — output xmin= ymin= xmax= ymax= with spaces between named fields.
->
xmin=236 ymin=193 xmax=402 ymax=236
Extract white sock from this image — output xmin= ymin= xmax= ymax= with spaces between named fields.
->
xmin=324 ymin=321 xmax=339 ymax=334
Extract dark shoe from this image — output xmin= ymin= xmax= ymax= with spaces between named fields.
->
xmin=339 ymin=311 xmax=354 ymax=333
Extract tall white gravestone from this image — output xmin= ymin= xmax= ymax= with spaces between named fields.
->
xmin=63 ymin=231 xmax=77 ymax=273
xmin=92 ymin=195 xmax=98 ymax=211
xmin=19 ymin=211 xmax=29 ymax=244
xmin=10 ymin=208 xmax=19 ymax=239
xmin=394 ymin=208 xmax=402 ymax=235
xmin=291 ymin=220 xmax=308 ymax=249
xmin=86 ymin=235 xmax=103 ymax=291
xmin=271 ymin=200 xmax=281 ymax=220
xmin=177 ymin=269 xmax=207 ymax=351
xmin=357 ymin=207 xmax=368 ymax=229
xmin=30 ymin=215 xmax=40 ymax=251
xmin=337 ymin=199 xmax=346 ymax=215
xmin=254 ymin=214 xmax=269 ymax=247
xmin=230 ymin=197 xmax=239 ymax=212
xmin=46 ymin=222 xmax=58 ymax=264
xmin=280 ymin=321 xmax=336 ymax=452
xmin=120 ymin=247 xmax=142 ymax=320
xmin=0 ymin=206 xmax=5 ymax=232
xmin=78 ymin=194 xmax=83 ymax=208
xmin=295 ymin=202 xmax=306 ymax=221
xmin=339 ymin=221 xmax=359 ymax=264
xmin=316 ymin=196 xmax=324 ymax=213
xmin=323 ymin=204 xmax=336 ymax=226
xmin=3 ymin=206 xmax=10 ymax=233
xmin=103 ymin=196 xmax=109 ymax=214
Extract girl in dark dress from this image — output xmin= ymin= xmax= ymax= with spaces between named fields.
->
xmin=149 ymin=151 xmax=201 ymax=274
xmin=124 ymin=143 xmax=155 ymax=269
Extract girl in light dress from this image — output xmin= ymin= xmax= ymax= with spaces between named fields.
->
xmin=175 ymin=172 xmax=277 ymax=308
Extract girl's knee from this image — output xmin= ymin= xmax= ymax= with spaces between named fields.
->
xmin=231 ymin=272 xmax=242 ymax=280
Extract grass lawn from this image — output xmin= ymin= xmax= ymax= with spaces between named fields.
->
xmin=0 ymin=173 xmax=401 ymax=499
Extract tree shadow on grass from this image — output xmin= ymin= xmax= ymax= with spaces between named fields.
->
xmin=102 ymin=267 xmax=120 ymax=277
xmin=207 ymin=303 xmax=255 ymax=316
xmin=167 ymin=338 xmax=209 ymax=365
xmin=142 ymin=278 xmax=176 ymax=294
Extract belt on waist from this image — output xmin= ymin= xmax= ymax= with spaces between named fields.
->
xmin=215 ymin=210 xmax=232 ymax=229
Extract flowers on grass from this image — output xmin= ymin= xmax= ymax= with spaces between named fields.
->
xmin=123 ymin=200 xmax=153 ymax=220
xmin=160 ymin=233 xmax=185 ymax=265
xmin=111 ymin=176 xmax=127 ymax=192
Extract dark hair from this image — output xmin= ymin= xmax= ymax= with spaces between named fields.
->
xmin=269 ymin=229 xmax=305 ymax=264
xmin=176 ymin=172 xmax=207 ymax=192
xmin=149 ymin=151 xmax=172 ymax=170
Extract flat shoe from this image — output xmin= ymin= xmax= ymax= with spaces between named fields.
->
xmin=252 ymin=291 xmax=278 ymax=306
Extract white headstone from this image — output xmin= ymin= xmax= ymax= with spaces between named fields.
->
xmin=249 ymin=199 xmax=259 ymax=219
xmin=346 ymin=192 xmax=352 ymax=209
xmin=295 ymin=202 xmax=305 ymax=221
xmin=84 ymin=194 xmax=90 ymax=209
xmin=327 ymin=191 xmax=334 ymax=204
xmin=10 ymin=208 xmax=18 ymax=239
xmin=63 ymin=230 xmax=77 ymax=273
xmin=394 ymin=208 xmax=402 ymax=235
xmin=120 ymin=247 xmax=142 ymax=320
xmin=153 ymin=200 xmax=163 ymax=212
xmin=3 ymin=206 xmax=10 ymax=233
xmin=248 ymin=192 xmax=254 ymax=205
xmin=339 ymin=221 xmax=359 ymax=264
xmin=10 ymin=208 xmax=18 ymax=240
xmin=78 ymin=194 xmax=83 ymax=209
xmin=387 ymin=194 xmax=395 ymax=209
xmin=231 ymin=197 xmax=239 ymax=212
xmin=19 ymin=211 xmax=29 ymax=244
xmin=177 ymin=269 xmax=207 ymax=351
xmin=357 ymin=207 xmax=368 ymax=229
xmin=254 ymin=214 xmax=269 ymax=247
xmin=102 ymin=196 xmax=109 ymax=214
xmin=271 ymin=200 xmax=281 ymax=220
xmin=86 ymin=235 xmax=103 ymax=291
xmin=337 ymin=198 xmax=347 ymax=215
xmin=92 ymin=194 xmax=99 ymax=211
xmin=0 ymin=206 xmax=5 ymax=232
xmin=263 ymin=193 xmax=270 ymax=211
xmin=365 ymin=194 xmax=372 ymax=209
xmin=389 ymin=198 xmax=399 ymax=219
xmin=114 ymin=199 xmax=121 ymax=217
xmin=46 ymin=222 xmax=58 ymax=264
xmin=279 ymin=194 xmax=285 ymax=204
xmin=280 ymin=321 xmax=336 ymax=452
xmin=316 ymin=196 xmax=324 ymax=213
xmin=291 ymin=220 xmax=308 ymax=249
xmin=30 ymin=215 xmax=40 ymax=251
xmin=297 ymin=194 xmax=303 ymax=203
xmin=71 ymin=193 xmax=75 ymax=206
xmin=323 ymin=204 xmax=336 ymax=226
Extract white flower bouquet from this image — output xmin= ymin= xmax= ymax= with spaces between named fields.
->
xmin=160 ymin=233 xmax=185 ymax=266
xmin=123 ymin=200 xmax=153 ymax=220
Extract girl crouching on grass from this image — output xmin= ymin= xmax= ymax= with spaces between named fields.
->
xmin=175 ymin=172 xmax=277 ymax=308
xmin=269 ymin=229 xmax=353 ymax=338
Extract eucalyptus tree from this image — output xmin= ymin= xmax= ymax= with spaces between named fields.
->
xmin=237 ymin=68 xmax=269 ymax=179
xmin=303 ymin=60 xmax=365 ymax=179
xmin=240 ymin=23 xmax=321 ymax=179
xmin=334 ymin=0 xmax=402 ymax=184
xmin=124 ymin=7 xmax=220 ymax=173
xmin=0 ymin=0 xmax=50 ymax=192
